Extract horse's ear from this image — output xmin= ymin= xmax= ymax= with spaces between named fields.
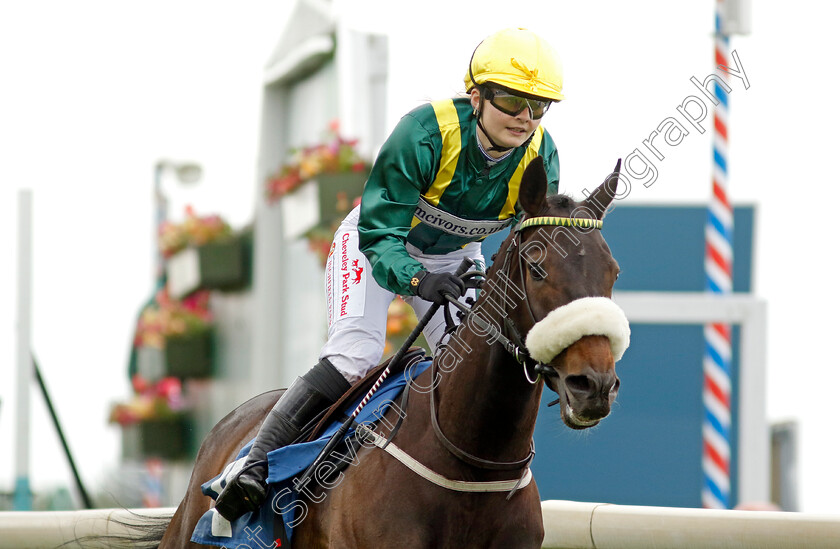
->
xmin=519 ymin=157 xmax=548 ymax=217
xmin=584 ymin=158 xmax=621 ymax=220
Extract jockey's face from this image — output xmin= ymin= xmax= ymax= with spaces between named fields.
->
xmin=470 ymin=87 xmax=541 ymax=157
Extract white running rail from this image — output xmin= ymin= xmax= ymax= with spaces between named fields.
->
xmin=1 ymin=501 xmax=839 ymax=548
xmin=541 ymin=500 xmax=840 ymax=549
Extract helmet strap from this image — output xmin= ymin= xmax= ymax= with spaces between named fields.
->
xmin=476 ymin=115 xmax=514 ymax=153
xmin=473 ymin=87 xmax=515 ymax=153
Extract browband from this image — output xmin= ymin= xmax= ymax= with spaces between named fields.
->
xmin=516 ymin=216 xmax=603 ymax=232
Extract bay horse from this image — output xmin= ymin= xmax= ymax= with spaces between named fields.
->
xmin=154 ymin=157 xmax=628 ymax=548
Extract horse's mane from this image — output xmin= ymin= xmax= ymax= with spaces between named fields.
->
xmin=485 ymin=192 xmax=579 ymax=279
xmin=546 ymin=193 xmax=575 ymax=212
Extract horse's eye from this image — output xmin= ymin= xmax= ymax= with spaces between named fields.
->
xmin=528 ymin=263 xmax=546 ymax=281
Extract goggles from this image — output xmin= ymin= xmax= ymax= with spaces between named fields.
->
xmin=485 ymin=88 xmax=552 ymax=119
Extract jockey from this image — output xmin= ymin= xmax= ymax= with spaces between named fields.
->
xmin=214 ymin=27 xmax=564 ymax=521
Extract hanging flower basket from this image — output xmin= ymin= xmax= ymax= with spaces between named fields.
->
xmin=110 ymin=376 xmax=196 ymax=460
xmin=132 ymin=289 xmax=215 ymax=380
xmin=167 ymin=234 xmax=251 ymax=299
xmin=121 ymin=414 xmax=195 ymax=461
xmin=134 ymin=290 xmax=212 ymax=347
xmin=265 ymin=121 xmax=370 ymax=205
xmin=161 ymin=208 xmax=251 ymax=299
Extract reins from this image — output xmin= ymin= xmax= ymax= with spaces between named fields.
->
xmin=429 ymin=364 xmax=536 ymax=471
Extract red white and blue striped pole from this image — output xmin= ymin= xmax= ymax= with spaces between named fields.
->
xmin=702 ymin=0 xmax=735 ymax=510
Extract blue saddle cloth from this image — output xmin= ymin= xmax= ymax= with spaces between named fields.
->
xmin=190 ymin=360 xmax=431 ymax=547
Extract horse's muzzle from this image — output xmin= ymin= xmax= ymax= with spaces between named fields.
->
xmin=561 ymin=368 xmax=620 ymax=429
xmin=544 ymin=335 xmax=620 ymax=430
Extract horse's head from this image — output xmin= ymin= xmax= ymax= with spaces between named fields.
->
xmin=500 ymin=158 xmax=630 ymax=430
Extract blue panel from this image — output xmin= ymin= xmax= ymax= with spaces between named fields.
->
xmin=482 ymin=206 xmax=753 ymax=293
xmin=603 ymin=206 xmax=753 ymax=293
xmin=533 ymin=325 xmax=703 ymax=507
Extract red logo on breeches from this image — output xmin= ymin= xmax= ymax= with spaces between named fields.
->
xmin=351 ymin=260 xmax=363 ymax=284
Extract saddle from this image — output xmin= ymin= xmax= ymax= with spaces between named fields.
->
xmin=305 ymin=347 xmax=429 ymax=443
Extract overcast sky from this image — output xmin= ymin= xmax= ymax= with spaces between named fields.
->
xmin=2 ymin=0 xmax=839 ymax=514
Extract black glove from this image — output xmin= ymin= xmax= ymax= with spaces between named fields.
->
xmin=409 ymin=270 xmax=466 ymax=305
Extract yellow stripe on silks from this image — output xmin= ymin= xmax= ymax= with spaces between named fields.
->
xmin=424 ymin=99 xmax=462 ymax=207
xmin=499 ymin=126 xmax=544 ymax=220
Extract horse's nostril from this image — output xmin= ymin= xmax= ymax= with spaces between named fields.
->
xmin=565 ymin=375 xmax=592 ymax=396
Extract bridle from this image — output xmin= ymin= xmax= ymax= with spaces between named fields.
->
xmin=428 ymin=214 xmax=605 ymax=474
xmin=437 ymin=215 xmax=605 ymax=381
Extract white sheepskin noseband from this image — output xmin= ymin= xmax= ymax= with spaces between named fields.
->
xmin=524 ymin=297 xmax=631 ymax=364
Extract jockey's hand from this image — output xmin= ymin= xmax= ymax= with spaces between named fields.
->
xmin=410 ymin=270 xmax=466 ymax=305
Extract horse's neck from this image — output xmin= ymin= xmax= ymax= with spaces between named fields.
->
xmin=433 ymin=315 xmax=542 ymax=464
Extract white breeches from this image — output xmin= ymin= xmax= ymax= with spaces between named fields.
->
xmin=318 ymin=206 xmax=484 ymax=383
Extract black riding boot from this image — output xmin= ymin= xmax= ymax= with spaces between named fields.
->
xmin=213 ymin=358 xmax=350 ymax=521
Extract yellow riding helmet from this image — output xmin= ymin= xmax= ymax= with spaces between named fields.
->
xmin=465 ymin=28 xmax=564 ymax=101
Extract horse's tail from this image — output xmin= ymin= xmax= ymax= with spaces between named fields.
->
xmin=59 ymin=509 xmax=173 ymax=549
